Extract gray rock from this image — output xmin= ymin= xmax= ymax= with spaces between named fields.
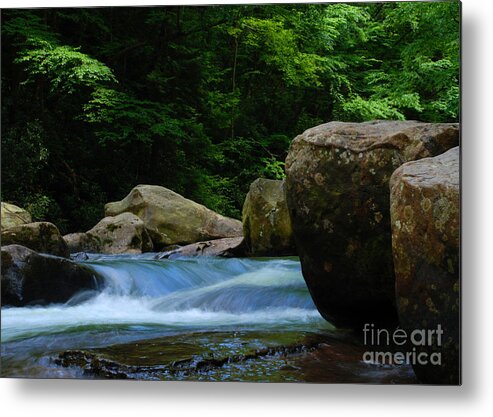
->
xmin=105 ymin=185 xmax=243 ymax=249
xmin=1 ymin=222 xmax=69 ymax=257
xmin=157 ymin=237 xmax=244 ymax=259
xmin=64 ymin=232 xmax=101 ymax=254
xmin=64 ymin=212 xmax=154 ymax=254
xmin=242 ymin=179 xmax=295 ymax=256
xmin=1 ymin=244 xmax=102 ymax=306
xmin=1 ymin=202 xmax=32 ymax=230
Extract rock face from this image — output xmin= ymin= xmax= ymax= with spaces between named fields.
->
xmin=64 ymin=212 xmax=153 ymax=254
xmin=1 ymin=202 xmax=32 ymax=230
xmin=105 ymin=185 xmax=243 ymax=248
xmin=1 ymin=222 xmax=69 ymax=258
xmin=1 ymin=245 xmax=102 ymax=306
xmin=64 ymin=232 xmax=101 ymax=254
xmin=390 ymin=147 xmax=460 ymax=385
xmin=242 ymin=179 xmax=295 ymax=256
xmin=285 ymin=120 xmax=459 ymax=328
xmin=157 ymin=237 xmax=245 ymax=259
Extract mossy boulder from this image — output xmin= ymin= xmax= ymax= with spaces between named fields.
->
xmin=285 ymin=120 xmax=459 ymax=328
xmin=1 ymin=222 xmax=69 ymax=258
xmin=105 ymin=185 xmax=242 ymax=249
xmin=1 ymin=244 xmax=103 ymax=306
xmin=242 ymin=179 xmax=295 ymax=256
xmin=64 ymin=212 xmax=153 ymax=254
xmin=1 ymin=202 xmax=32 ymax=230
xmin=390 ymin=147 xmax=460 ymax=384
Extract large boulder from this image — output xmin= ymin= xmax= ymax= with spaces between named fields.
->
xmin=242 ymin=179 xmax=295 ymax=256
xmin=285 ymin=120 xmax=459 ymax=328
xmin=64 ymin=212 xmax=153 ymax=254
xmin=390 ymin=147 xmax=460 ymax=384
xmin=1 ymin=222 xmax=69 ymax=258
xmin=1 ymin=202 xmax=32 ymax=230
xmin=105 ymin=185 xmax=243 ymax=248
xmin=1 ymin=245 xmax=103 ymax=306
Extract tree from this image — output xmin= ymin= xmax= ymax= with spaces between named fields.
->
xmin=1 ymin=3 xmax=460 ymax=232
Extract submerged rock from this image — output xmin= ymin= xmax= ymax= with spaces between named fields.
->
xmin=285 ymin=120 xmax=459 ymax=328
xmin=157 ymin=237 xmax=244 ymax=259
xmin=1 ymin=222 xmax=69 ymax=258
xmin=64 ymin=212 xmax=153 ymax=254
xmin=242 ymin=179 xmax=295 ymax=256
xmin=1 ymin=244 xmax=102 ymax=306
xmin=390 ymin=147 xmax=460 ymax=385
xmin=1 ymin=202 xmax=32 ymax=230
xmin=54 ymin=331 xmax=415 ymax=383
xmin=55 ymin=331 xmax=327 ymax=380
xmin=104 ymin=184 xmax=242 ymax=249
xmin=70 ymin=252 xmax=90 ymax=262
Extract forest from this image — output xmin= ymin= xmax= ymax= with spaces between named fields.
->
xmin=1 ymin=2 xmax=460 ymax=233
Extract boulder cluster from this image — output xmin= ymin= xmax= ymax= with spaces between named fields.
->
xmin=284 ymin=121 xmax=460 ymax=384
xmin=0 ymin=203 xmax=102 ymax=306
xmin=1 ymin=120 xmax=460 ymax=384
xmin=1 ymin=185 xmax=246 ymax=308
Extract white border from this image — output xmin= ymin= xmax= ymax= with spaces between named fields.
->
xmin=1 ymin=0 xmax=492 ymax=416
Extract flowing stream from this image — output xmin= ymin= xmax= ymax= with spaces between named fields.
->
xmin=1 ymin=255 xmax=338 ymax=379
xmin=1 ymin=254 xmax=416 ymax=382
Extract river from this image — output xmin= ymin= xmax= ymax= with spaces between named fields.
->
xmin=1 ymin=255 xmax=415 ymax=382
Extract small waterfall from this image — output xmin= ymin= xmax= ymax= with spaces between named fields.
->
xmin=1 ymin=255 xmax=327 ymax=343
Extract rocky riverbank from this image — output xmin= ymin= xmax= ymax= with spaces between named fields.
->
xmin=1 ymin=120 xmax=460 ymax=384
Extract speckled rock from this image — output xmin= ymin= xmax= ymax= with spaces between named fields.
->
xmin=1 ymin=202 xmax=32 ymax=230
xmin=390 ymin=147 xmax=460 ymax=384
xmin=1 ymin=222 xmax=69 ymax=257
xmin=242 ymin=179 xmax=295 ymax=256
xmin=1 ymin=244 xmax=102 ymax=306
xmin=285 ymin=120 xmax=459 ymax=328
xmin=64 ymin=212 xmax=153 ymax=254
xmin=105 ymin=185 xmax=243 ymax=249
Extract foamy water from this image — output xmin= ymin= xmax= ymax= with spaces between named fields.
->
xmin=1 ymin=255 xmax=332 ymax=377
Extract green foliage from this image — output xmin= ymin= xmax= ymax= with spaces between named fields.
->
xmin=83 ymin=88 xmax=181 ymax=146
xmin=1 ymin=120 xmax=48 ymax=192
xmin=239 ymin=16 xmax=325 ymax=87
xmin=5 ymin=11 xmax=115 ymax=94
xmin=16 ymin=41 xmax=116 ymax=93
xmin=193 ymin=173 xmax=242 ymax=219
xmin=1 ymin=3 xmax=460 ymax=232
xmin=25 ymin=194 xmax=57 ymax=222
xmin=2 ymin=11 xmax=58 ymax=44
xmin=351 ymin=1 xmax=460 ymax=122
xmin=341 ymin=96 xmax=406 ymax=122
xmin=260 ymin=157 xmax=286 ymax=181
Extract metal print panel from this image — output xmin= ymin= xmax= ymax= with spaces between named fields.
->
xmin=0 ymin=1 xmax=461 ymax=384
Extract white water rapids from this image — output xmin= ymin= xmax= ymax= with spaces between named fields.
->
xmin=1 ymin=255 xmax=334 ymax=377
